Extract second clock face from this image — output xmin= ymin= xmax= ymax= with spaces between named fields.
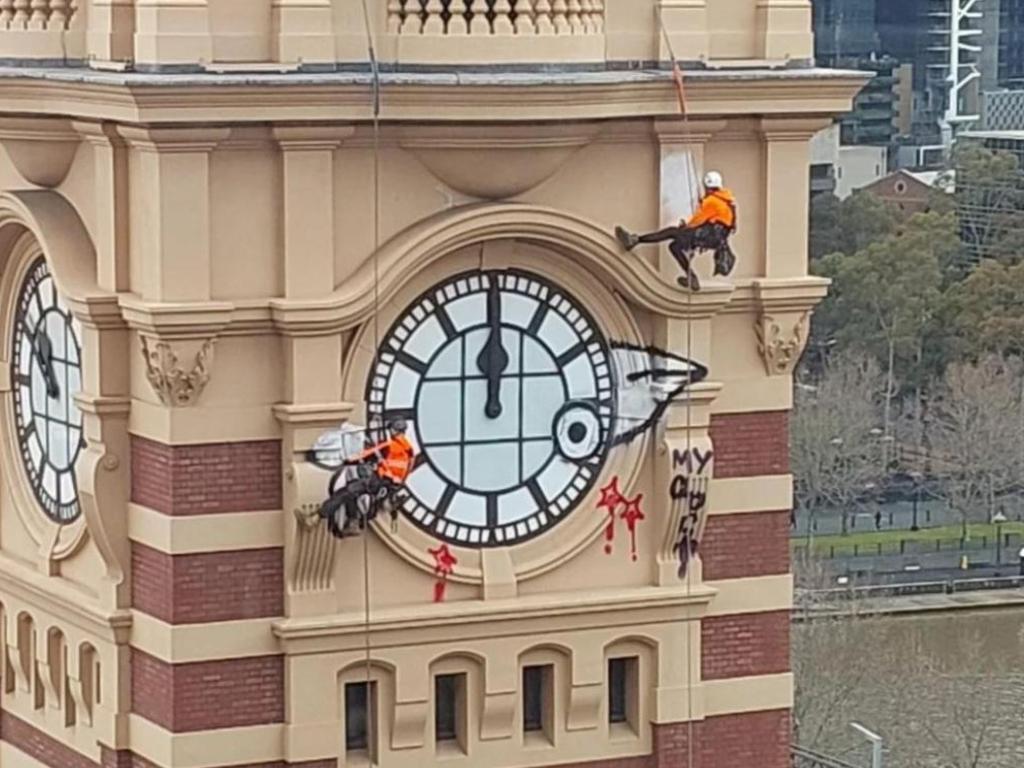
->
xmin=10 ymin=257 xmax=84 ymax=523
xmin=367 ymin=269 xmax=615 ymax=547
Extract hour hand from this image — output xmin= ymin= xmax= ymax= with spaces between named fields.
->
xmin=33 ymin=331 xmax=60 ymax=399
xmin=476 ymin=280 xmax=509 ymax=418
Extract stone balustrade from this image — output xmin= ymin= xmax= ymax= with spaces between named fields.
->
xmin=384 ymin=0 xmax=607 ymax=63
xmin=0 ymin=0 xmax=813 ymax=70
xmin=387 ymin=0 xmax=606 ymax=38
xmin=0 ymin=0 xmax=76 ymax=31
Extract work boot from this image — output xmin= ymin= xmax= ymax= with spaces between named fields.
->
xmin=677 ymin=269 xmax=701 ymax=292
xmin=615 ymin=226 xmax=639 ymax=251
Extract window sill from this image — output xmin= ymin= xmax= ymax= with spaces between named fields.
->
xmin=435 ymin=740 xmax=466 ymax=760
xmin=524 ymin=730 xmax=554 ymax=749
xmin=610 ymin=721 xmax=640 ymax=743
xmin=345 ymin=750 xmax=373 ymax=767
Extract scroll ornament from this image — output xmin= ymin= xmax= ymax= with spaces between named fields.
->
xmin=140 ymin=337 xmax=215 ymax=407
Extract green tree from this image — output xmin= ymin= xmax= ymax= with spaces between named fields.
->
xmin=946 ymin=259 xmax=1024 ymax=359
xmin=809 ymin=190 xmax=901 ymax=262
xmin=813 ymin=212 xmax=953 ymax=448
xmin=955 ymin=143 xmax=1024 ymax=267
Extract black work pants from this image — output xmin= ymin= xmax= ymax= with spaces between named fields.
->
xmin=637 ymin=223 xmax=735 ymax=278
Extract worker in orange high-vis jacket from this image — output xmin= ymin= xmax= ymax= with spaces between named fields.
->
xmin=319 ymin=419 xmax=416 ymax=538
xmin=615 ymin=171 xmax=738 ymax=291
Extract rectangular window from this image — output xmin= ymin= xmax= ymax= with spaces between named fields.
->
xmin=522 ymin=664 xmax=552 ymax=737
xmin=435 ymin=673 xmax=466 ymax=748
xmin=608 ymin=658 xmax=628 ymax=724
xmin=608 ymin=657 xmax=639 ymax=733
xmin=345 ymin=681 xmax=376 ymax=756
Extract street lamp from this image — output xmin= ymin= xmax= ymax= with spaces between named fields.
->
xmin=910 ymin=471 xmax=924 ymax=532
xmin=993 ymin=511 xmax=1008 ymax=566
xmin=1018 ymin=546 xmax=1024 ymax=577
xmin=851 ymin=722 xmax=883 ymax=768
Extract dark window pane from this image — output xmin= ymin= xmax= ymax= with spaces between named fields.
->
xmin=345 ymin=682 xmax=369 ymax=751
xmin=609 ymin=658 xmax=628 ymax=724
xmin=435 ymin=674 xmax=459 ymax=742
xmin=523 ymin=666 xmax=545 ymax=732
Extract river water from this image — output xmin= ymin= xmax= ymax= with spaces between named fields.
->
xmin=793 ymin=607 xmax=1024 ymax=768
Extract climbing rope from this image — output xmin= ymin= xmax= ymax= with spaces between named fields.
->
xmin=656 ymin=10 xmax=699 ymax=768
xmin=358 ymin=0 xmax=382 ymax=731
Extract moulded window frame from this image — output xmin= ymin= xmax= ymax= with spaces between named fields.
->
xmin=518 ymin=648 xmax=568 ymax=750
xmin=607 ymin=655 xmax=640 ymax=739
xmin=429 ymin=655 xmax=481 ymax=759
xmin=603 ymin=640 xmax=654 ymax=747
xmin=339 ymin=665 xmax=393 ymax=767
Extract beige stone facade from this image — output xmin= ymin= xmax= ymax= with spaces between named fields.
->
xmin=0 ymin=3 xmax=862 ymax=767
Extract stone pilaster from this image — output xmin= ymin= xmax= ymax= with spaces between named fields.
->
xmin=756 ymin=0 xmax=813 ymax=62
xmin=656 ymin=0 xmax=708 ymax=63
xmin=118 ymin=126 xmax=229 ymax=302
xmin=134 ymin=0 xmax=212 ymax=67
xmin=760 ymin=117 xmax=830 ymax=279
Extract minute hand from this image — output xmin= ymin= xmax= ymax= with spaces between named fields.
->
xmin=476 ymin=280 xmax=509 ymax=419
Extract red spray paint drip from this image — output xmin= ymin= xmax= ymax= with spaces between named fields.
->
xmin=597 ymin=478 xmax=626 ymax=555
xmin=620 ymin=494 xmax=646 ymax=562
xmin=429 ymin=544 xmax=458 ymax=603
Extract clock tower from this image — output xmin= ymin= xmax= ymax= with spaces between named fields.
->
xmin=0 ymin=4 xmax=864 ymax=768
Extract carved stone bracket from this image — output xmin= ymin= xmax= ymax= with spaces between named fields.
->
xmin=755 ymin=311 xmax=810 ymax=376
xmin=752 ymin=277 xmax=831 ymax=378
xmin=140 ymin=336 xmax=215 ymax=407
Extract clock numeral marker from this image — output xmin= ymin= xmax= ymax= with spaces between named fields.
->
xmin=435 ymin=485 xmax=456 ymax=519
xmin=556 ymin=342 xmax=587 ymax=368
xmin=15 ymin=373 xmax=30 ymax=387
xmin=395 ymin=350 xmax=429 ymax=376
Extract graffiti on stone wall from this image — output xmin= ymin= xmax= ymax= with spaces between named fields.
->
xmin=669 ymin=447 xmax=713 ymax=579
xmin=596 ymin=476 xmax=646 ymax=562
xmin=429 ymin=543 xmax=458 ymax=602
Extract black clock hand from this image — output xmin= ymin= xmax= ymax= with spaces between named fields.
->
xmin=33 ymin=330 xmax=60 ymax=399
xmin=476 ymin=279 xmax=509 ymax=418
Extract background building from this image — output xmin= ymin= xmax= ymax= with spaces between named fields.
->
xmin=0 ymin=4 xmax=861 ymax=768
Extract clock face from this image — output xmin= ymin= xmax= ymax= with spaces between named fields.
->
xmin=367 ymin=269 xmax=615 ymax=547
xmin=9 ymin=257 xmax=84 ymax=523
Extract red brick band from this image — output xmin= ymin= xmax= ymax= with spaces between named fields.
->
xmin=709 ymin=411 xmax=789 ymax=478
xmin=701 ymin=610 xmax=790 ymax=681
xmin=1 ymin=711 xmax=97 ymax=768
xmin=655 ymin=709 xmax=791 ymax=768
xmin=131 ymin=542 xmax=283 ymax=624
xmin=131 ymin=649 xmax=284 ymax=732
xmin=131 ymin=436 xmax=282 ymax=516
xmin=543 ymin=709 xmax=791 ymax=768
xmin=700 ymin=510 xmax=790 ymax=582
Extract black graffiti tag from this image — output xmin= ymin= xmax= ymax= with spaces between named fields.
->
xmin=669 ymin=447 xmax=713 ymax=578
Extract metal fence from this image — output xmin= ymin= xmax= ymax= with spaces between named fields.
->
xmin=792 ymin=745 xmax=865 ymax=768
xmin=793 ymin=532 xmax=1023 ymax=560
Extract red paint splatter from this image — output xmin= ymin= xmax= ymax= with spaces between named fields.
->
xmin=620 ymin=494 xmax=646 ymax=562
xmin=597 ymin=478 xmax=626 ymax=555
xmin=429 ymin=544 xmax=458 ymax=603
xmin=596 ymin=477 xmax=644 ymax=560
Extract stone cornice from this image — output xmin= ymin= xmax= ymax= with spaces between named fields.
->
xmin=0 ymin=67 xmax=869 ymax=125
xmin=273 ymin=583 xmax=716 ymax=654
xmin=118 ymin=296 xmax=235 ymax=337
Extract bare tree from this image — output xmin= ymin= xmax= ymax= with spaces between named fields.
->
xmin=792 ymin=353 xmax=886 ymax=536
xmin=929 ymin=355 xmax=1023 ymax=538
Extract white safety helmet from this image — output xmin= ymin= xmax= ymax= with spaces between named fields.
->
xmin=703 ymin=171 xmax=723 ymax=189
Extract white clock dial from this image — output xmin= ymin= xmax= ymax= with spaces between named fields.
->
xmin=367 ymin=269 xmax=615 ymax=547
xmin=10 ymin=257 xmax=84 ymax=523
